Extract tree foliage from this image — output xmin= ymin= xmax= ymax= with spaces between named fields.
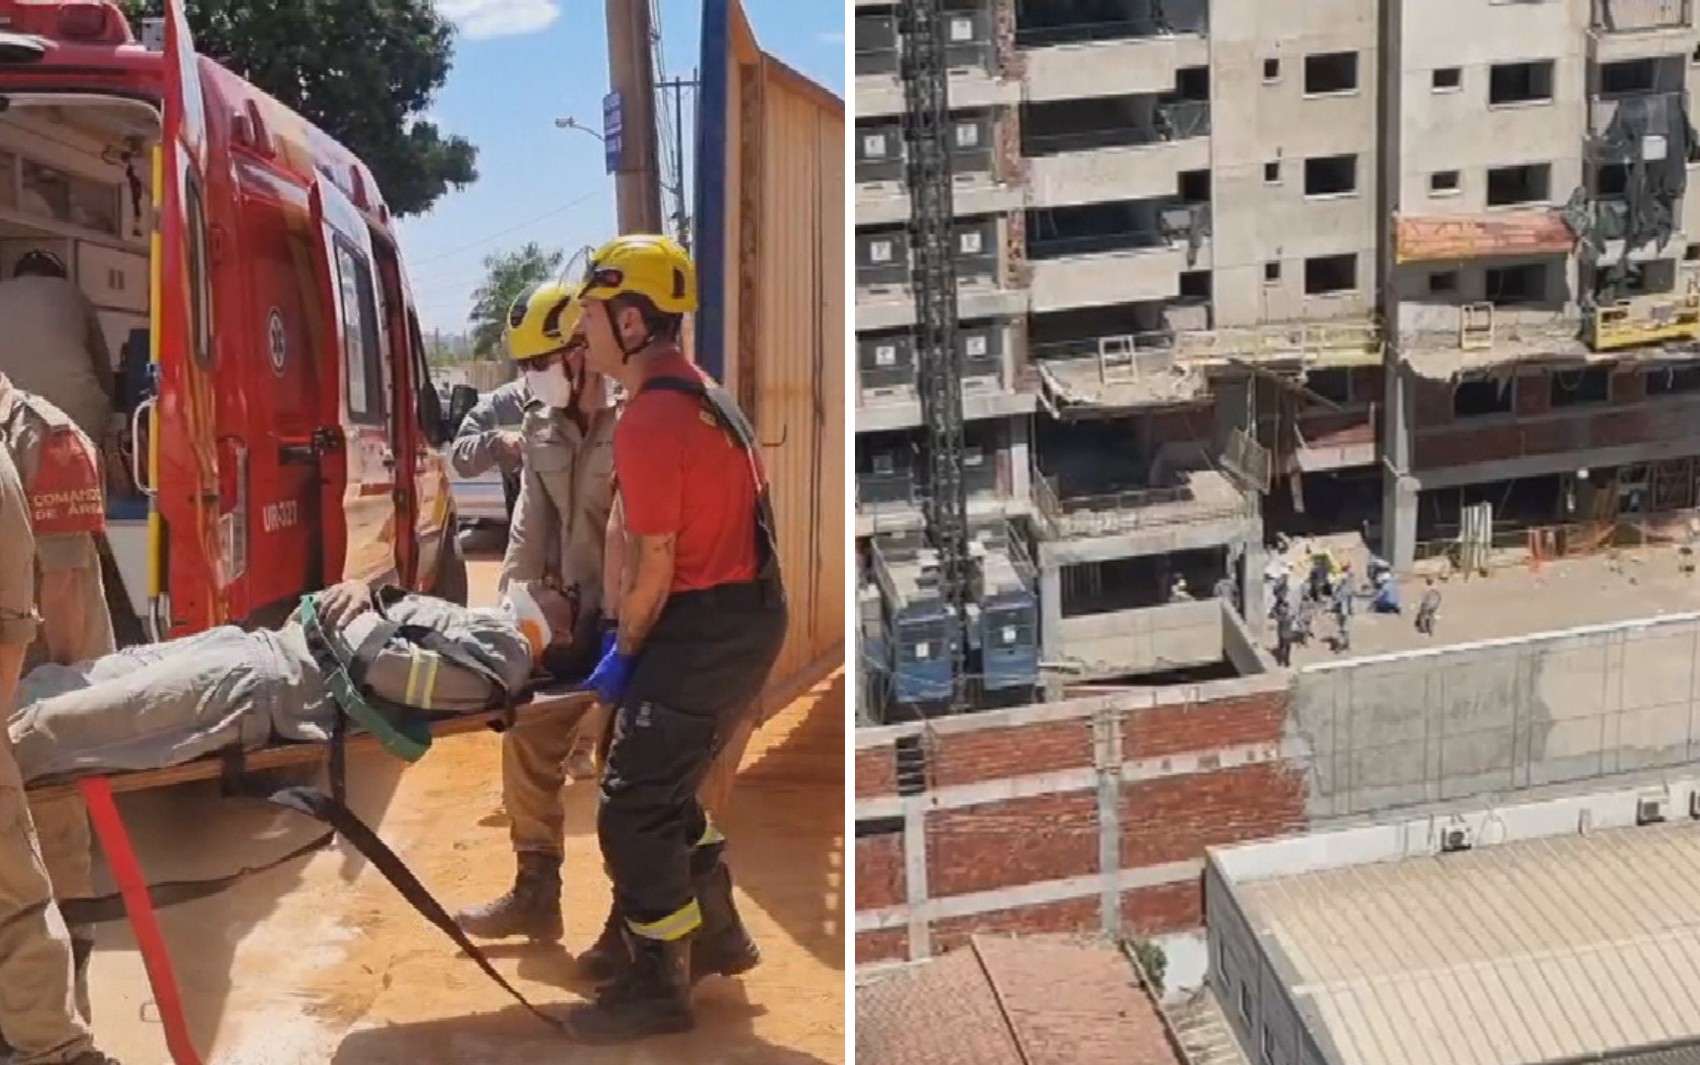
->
xmin=118 ymin=0 xmax=477 ymax=216
xmin=467 ymin=243 xmax=564 ymax=356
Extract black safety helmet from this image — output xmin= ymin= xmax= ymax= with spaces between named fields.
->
xmin=14 ymin=249 xmax=67 ymax=279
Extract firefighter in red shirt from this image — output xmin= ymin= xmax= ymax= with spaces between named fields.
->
xmin=566 ymin=235 xmax=787 ymax=1043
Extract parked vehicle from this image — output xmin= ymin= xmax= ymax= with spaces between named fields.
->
xmin=0 ymin=0 xmax=465 ymax=639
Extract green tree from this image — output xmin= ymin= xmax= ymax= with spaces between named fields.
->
xmin=118 ymin=0 xmax=477 ymax=216
xmin=467 ymin=244 xmax=565 ymax=356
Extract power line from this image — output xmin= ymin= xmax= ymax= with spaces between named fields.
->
xmin=405 ymin=190 xmax=604 ymax=270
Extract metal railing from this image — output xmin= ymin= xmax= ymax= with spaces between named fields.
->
xmin=1592 ymin=0 xmax=1692 ymax=31
xmin=1588 ymin=89 xmax=1685 ymax=138
xmin=1031 ymin=318 xmax=1384 ymax=368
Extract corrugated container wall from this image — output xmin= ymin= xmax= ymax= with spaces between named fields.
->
xmin=697 ymin=0 xmax=846 ymax=717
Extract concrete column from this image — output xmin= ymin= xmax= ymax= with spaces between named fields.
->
xmin=903 ymin=796 xmax=931 ymax=959
xmin=1213 ymin=372 xmax=1252 ymax=455
xmin=1240 ymin=530 xmax=1267 ymax=640
xmin=1380 ymin=359 xmax=1419 ymax=569
xmin=1008 ymin=416 xmax=1032 ymax=505
xmin=1040 ymin=562 xmax=1065 ymax=701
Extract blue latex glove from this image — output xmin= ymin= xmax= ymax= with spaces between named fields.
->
xmin=599 ymin=627 xmax=618 ymax=658
xmin=582 ymin=642 xmax=635 ymax=706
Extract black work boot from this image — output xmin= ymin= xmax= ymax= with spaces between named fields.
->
xmin=577 ymin=904 xmax=627 ymax=982
xmin=691 ymin=860 xmax=761 ymax=980
xmin=453 ymin=852 xmax=564 ymax=942
xmin=567 ymin=932 xmax=694 ymax=1044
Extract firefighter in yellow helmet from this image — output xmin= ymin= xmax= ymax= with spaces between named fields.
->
xmin=451 ymin=281 xmax=619 ymax=942
xmin=563 ymin=234 xmax=786 ymax=1044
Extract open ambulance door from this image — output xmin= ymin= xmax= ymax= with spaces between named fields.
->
xmin=308 ymin=178 xmax=400 ymax=585
xmin=146 ymin=0 xmax=220 ymax=639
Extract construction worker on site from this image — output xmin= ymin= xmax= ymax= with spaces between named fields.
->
xmin=563 ymin=234 xmax=787 ymax=1043
xmin=0 ymin=376 xmax=115 ymax=1040
xmin=452 ymin=281 xmax=619 ymax=940
xmin=0 ymin=444 xmax=119 ymax=1065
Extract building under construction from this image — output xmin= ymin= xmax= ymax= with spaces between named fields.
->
xmin=855 ymin=0 xmax=1700 ymax=718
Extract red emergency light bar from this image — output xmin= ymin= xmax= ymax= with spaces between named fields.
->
xmin=0 ymin=1 xmax=131 ymax=45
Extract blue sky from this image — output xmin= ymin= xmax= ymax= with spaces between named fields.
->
xmin=401 ymin=0 xmax=846 ymax=334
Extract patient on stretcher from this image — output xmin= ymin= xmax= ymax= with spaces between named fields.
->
xmin=5 ymin=580 xmax=583 ymax=785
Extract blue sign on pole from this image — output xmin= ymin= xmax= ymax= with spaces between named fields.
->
xmin=603 ymin=90 xmax=624 ymax=175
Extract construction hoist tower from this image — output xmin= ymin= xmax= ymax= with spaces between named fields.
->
xmin=898 ymin=0 xmax=973 ymax=710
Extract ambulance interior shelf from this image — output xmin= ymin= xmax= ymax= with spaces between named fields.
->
xmin=23 ymin=683 xmax=596 ymax=802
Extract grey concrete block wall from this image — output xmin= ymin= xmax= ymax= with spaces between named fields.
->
xmin=1291 ymin=613 xmax=1700 ymax=819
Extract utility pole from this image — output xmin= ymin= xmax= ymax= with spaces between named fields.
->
xmin=605 ymin=0 xmax=663 ymax=233
xmin=656 ymin=73 xmax=697 ymax=250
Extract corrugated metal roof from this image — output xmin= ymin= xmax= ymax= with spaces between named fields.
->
xmin=855 ymin=934 xmax=1182 ymax=1065
xmin=1237 ymin=821 xmax=1700 ymax=1065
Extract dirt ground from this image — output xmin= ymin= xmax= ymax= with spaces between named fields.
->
xmin=80 ymin=552 xmax=846 ymax=1064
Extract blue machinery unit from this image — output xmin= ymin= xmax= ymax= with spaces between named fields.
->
xmin=863 ymin=521 xmax=1039 ymax=722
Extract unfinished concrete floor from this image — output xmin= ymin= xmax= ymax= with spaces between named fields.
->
xmin=1283 ymin=540 xmax=1700 ymax=666
xmin=79 ymin=553 xmax=846 ymax=1063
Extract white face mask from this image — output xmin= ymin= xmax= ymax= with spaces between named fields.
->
xmin=524 ymin=365 xmax=574 ymax=410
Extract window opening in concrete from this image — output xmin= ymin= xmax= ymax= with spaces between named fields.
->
xmin=1179 ymin=270 xmax=1211 ymax=299
xmin=1263 ymin=57 xmax=1280 ymax=82
xmin=1600 ymin=58 xmax=1657 ymax=96
xmin=1175 ymin=66 xmax=1211 ymax=101
xmin=1597 ymin=162 xmax=1629 ymax=197
xmin=1263 ymin=469 xmax=1382 ymax=540
xmin=1264 ymin=261 xmax=1281 ymax=283
xmin=1304 ymin=254 xmax=1357 ymax=295
xmin=1429 ymin=270 xmax=1460 ymax=295
xmin=1453 ymin=378 xmax=1514 ymax=417
xmin=1551 ymin=366 xmax=1612 ymax=406
xmin=1433 ymin=67 xmax=1462 ymax=91
xmin=1692 ymin=42 xmax=1700 ymax=64
xmin=1178 ymin=169 xmax=1211 ymax=203
xmin=1486 ymin=163 xmax=1551 ymax=206
xmin=1027 ymin=199 xmax=1194 ymax=260
xmin=1013 ymin=0 xmax=1208 ymax=47
xmin=893 ymin=734 xmax=927 ymax=797
xmin=1488 ymin=60 xmax=1555 ymax=105
xmin=1304 ymin=154 xmax=1357 ymax=196
xmin=1305 ymin=368 xmax=1352 ymax=405
xmin=1430 ymin=170 xmax=1461 ymax=196
xmin=854 ymin=817 xmax=904 ymax=838
xmin=1648 ymin=362 xmax=1700 ymax=394
xmin=1059 ymin=549 xmax=1227 ymax=614
xmin=1028 ymin=301 xmax=1179 ymax=358
xmin=1304 ymin=52 xmax=1359 ymax=95
xmin=1687 ymin=243 xmax=1700 ymax=262
xmin=1023 ymin=92 xmax=1210 ymax=155
xmin=1484 ymin=262 xmax=1548 ymax=305
xmin=1263 ymin=160 xmax=1281 ymax=184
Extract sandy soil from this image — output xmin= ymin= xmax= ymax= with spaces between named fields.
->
xmin=80 ymin=554 xmax=846 ymax=1064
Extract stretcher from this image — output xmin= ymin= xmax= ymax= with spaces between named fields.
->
xmin=22 ymin=684 xmax=597 ymax=1063
xmin=22 ymin=686 xmax=596 ymax=801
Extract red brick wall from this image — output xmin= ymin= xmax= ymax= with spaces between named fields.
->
xmin=853 ymin=685 xmax=1307 ymax=966
xmin=1121 ymin=881 xmax=1203 ymax=934
xmin=929 ymin=791 xmax=1100 ymax=896
xmin=857 ymin=833 xmax=906 ymax=911
xmin=932 ymin=897 xmax=1100 ymax=954
xmin=856 ymin=745 xmax=897 ymax=800
xmin=931 ymin=718 xmax=1092 ymax=786
xmin=856 ymin=929 xmax=907 ymax=966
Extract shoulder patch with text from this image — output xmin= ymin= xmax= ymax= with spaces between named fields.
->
xmin=28 ymin=428 xmax=104 ymax=536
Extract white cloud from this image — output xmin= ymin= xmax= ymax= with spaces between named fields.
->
xmin=817 ymin=31 xmax=844 ymax=44
xmin=437 ymin=0 xmax=561 ymax=41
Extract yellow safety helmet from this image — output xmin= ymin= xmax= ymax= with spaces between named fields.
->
xmin=579 ymin=234 xmax=697 ymax=315
xmin=504 ymin=280 xmax=584 ymax=362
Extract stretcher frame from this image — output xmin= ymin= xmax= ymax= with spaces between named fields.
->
xmin=23 ymin=687 xmax=597 ymax=802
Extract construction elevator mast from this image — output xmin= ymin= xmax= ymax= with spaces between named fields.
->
xmin=898 ymin=0 xmax=972 ymax=708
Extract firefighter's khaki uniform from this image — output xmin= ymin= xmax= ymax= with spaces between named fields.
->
xmin=0 ymin=443 xmax=95 ymax=1065
xmin=0 ymin=277 xmax=115 ymax=451
xmin=0 ymin=380 xmax=113 ymax=909
xmin=497 ymin=399 xmax=616 ymax=856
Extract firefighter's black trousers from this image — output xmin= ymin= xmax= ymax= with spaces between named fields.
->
xmin=599 ymin=577 xmax=787 ymax=940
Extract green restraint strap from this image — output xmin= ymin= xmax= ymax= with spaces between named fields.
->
xmin=299 ymin=595 xmax=434 ymax=763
